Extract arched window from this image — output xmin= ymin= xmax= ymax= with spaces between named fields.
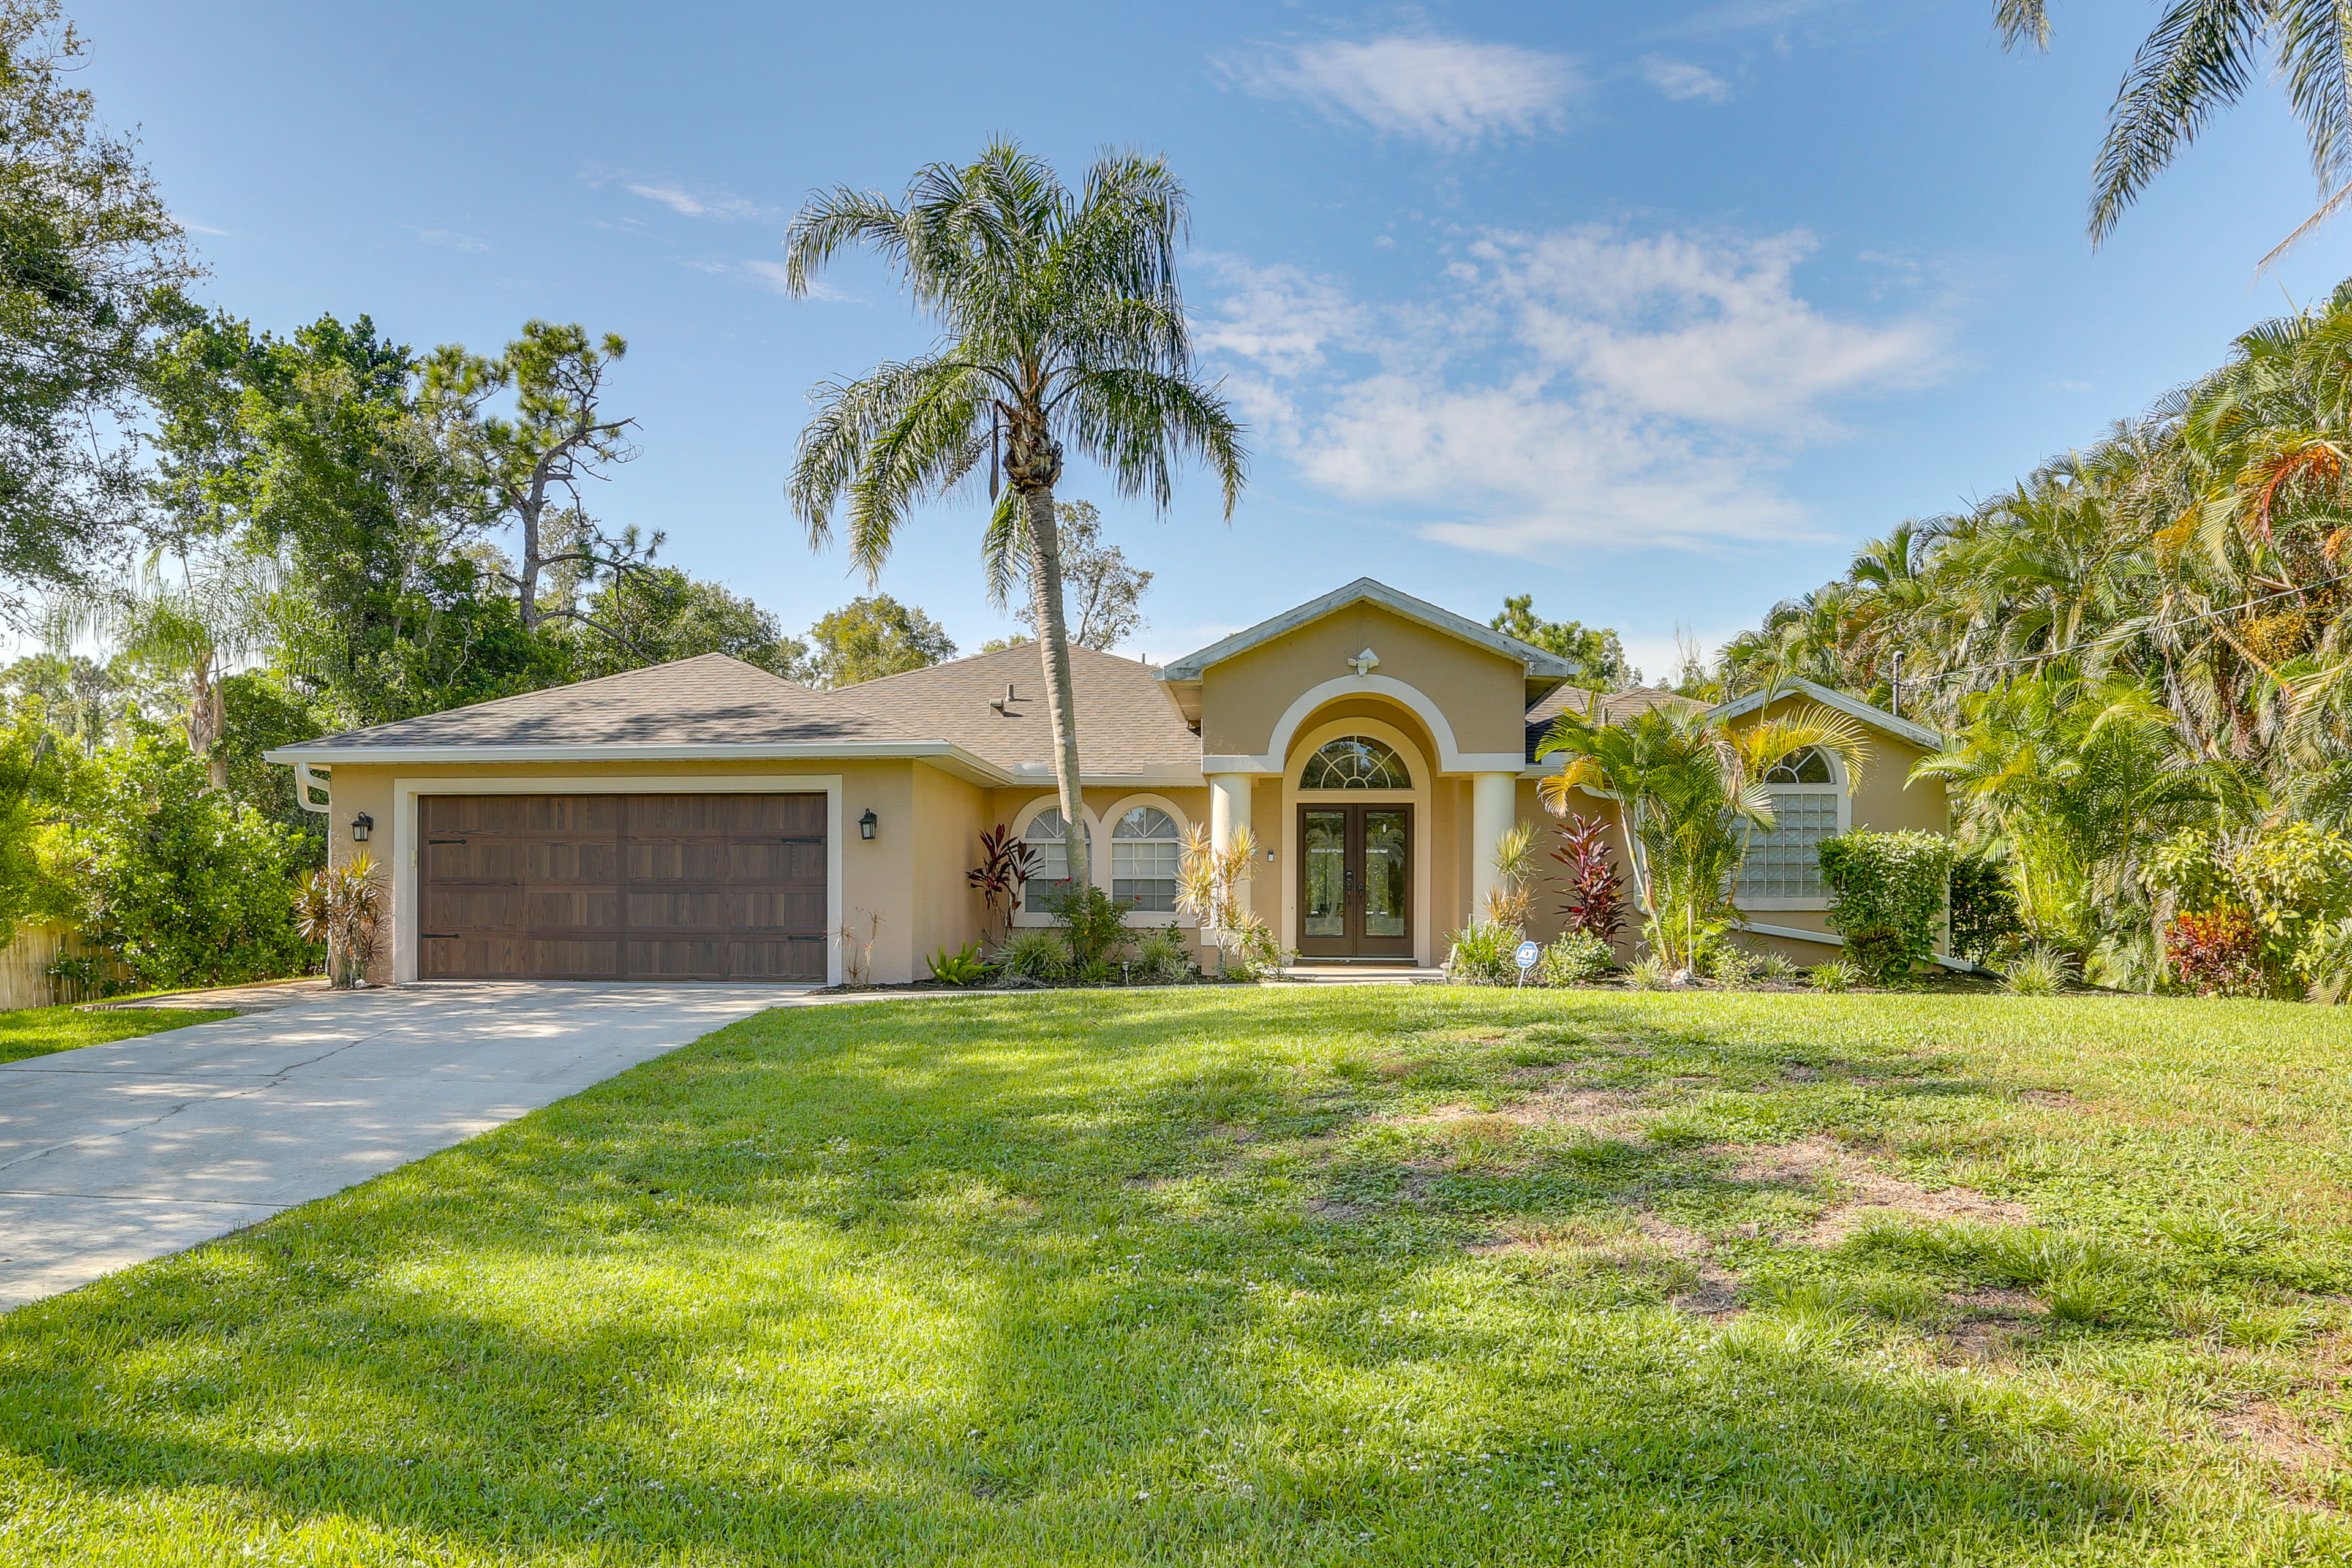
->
xmin=1022 ymin=807 xmax=1072 ymax=913
xmin=1301 ymin=736 xmax=1411 ymax=790
xmin=1110 ymin=805 xmax=1180 ymax=913
xmin=1739 ymin=747 xmax=1841 ymax=901
xmin=1763 ymin=746 xmax=1834 ymax=785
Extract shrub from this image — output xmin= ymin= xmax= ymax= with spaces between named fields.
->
xmin=1999 ymin=945 xmax=2077 ymax=997
xmin=1754 ymin=952 xmax=1801 ymax=984
xmin=1948 ymin=851 xmax=2026 ymax=965
xmin=925 ymin=942 xmax=993 ymax=986
xmin=1043 ymin=880 xmax=1131 ymax=970
xmin=1624 ymin=954 xmax=1672 ymax=990
xmin=1709 ymin=944 xmax=1762 ymax=989
xmin=997 ymin=929 xmax=1069 ymax=981
xmin=2162 ymin=907 xmax=2266 ymax=998
xmin=1129 ymin=928 xmax=1192 ymax=984
xmin=1446 ymin=921 xmax=1524 ymax=984
xmin=1549 ymin=813 xmax=1626 ymax=942
xmin=43 ymin=731 xmax=313 ymax=989
xmin=2228 ymin=820 xmax=2352 ymax=982
xmin=1807 ymin=960 xmax=1860 ymax=993
xmin=1817 ymin=831 xmax=1954 ymax=984
xmin=1539 ymin=929 xmax=1614 ymax=986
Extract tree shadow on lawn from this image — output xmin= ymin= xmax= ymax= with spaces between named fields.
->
xmin=0 ymin=992 xmax=2326 ymax=1562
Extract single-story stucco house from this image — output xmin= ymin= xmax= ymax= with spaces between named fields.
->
xmin=268 ymin=578 xmax=1950 ymax=986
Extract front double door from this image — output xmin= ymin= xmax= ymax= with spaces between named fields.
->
xmin=1297 ymin=804 xmax=1414 ymax=961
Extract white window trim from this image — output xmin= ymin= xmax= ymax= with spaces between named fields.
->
xmin=1010 ymin=796 xmax=1104 ymax=928
xmin=390 ymin=774 xmax=843 ymax=986
xmin=1278 ymin=713 xmax=1434 ymax=965
xmin=1736 ymin=751 xmax=1852 ymax=912
xmin=1099 ymin=793 xmax=1194 ymax=928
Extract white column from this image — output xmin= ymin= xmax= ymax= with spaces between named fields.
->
xmin=1208 ymin=772 xmax=1254 ymax=917
xmin=1471 ymin=771 xmax=1518 ymax=921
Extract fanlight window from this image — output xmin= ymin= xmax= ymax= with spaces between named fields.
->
xmin=1762 ymin=746 xmax=1834 ymax=785
xmin=1110 ymin=806 xmax=1180 ymax=913
xmin=1302 ymin=736 xmax=1411 ymax=790
xmin=1022 ymin=807 xmax=1072 ymax=912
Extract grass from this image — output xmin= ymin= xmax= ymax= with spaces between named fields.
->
xmin=5 ymin=988 xmax=2352 ymax=1563
xmin=0 ymin=1001 xmax=233 ymax=1064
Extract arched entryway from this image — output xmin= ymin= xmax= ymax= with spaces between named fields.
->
xmin=1280 ymin=710 xmax=1433 ymax=965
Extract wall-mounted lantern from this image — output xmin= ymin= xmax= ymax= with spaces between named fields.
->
xmin=350 ymin=812 xmax=374 ymax=843
xmin=859 ymin=809 xmax=878 ymax=841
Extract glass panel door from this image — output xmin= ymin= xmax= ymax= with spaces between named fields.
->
xmin=1302 ymin=811 xmax=1347 ymax=941
xmin=1362 ymin=812 xmax=1408 ymax=937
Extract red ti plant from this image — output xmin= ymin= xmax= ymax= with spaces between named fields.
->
xmin=1551 ymin=813 xmax=1627 ymax=943
xmin=968 ymin=824 xmax=1041 ymax=947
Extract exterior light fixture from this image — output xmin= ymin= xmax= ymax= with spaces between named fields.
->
xmin=350 ymin=812 xmax=374 ymax=843
xmin=859 ymin=809 xmax=878 ymax=841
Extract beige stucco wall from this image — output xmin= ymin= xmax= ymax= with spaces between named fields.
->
xmin=1199 ymin=603 xmax=1529 ymax=759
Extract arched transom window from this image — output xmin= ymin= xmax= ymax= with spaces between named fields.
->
xmin=1739 ymin=747 xmax=1841 ymax=900
xmin=1110 ymin=806 xmax=1180 ymax=913
xmin=1022 ymin=807 xmax=1072 ymax=912
xmin=1301 ymin=736 xmax=1411 ymax=790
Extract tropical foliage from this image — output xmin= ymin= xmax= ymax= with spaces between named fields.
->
xmin=1817 ymin=830 xmax=1956 ymax=984
xmin=1536 ymin=701 xmax=1866 ymax=971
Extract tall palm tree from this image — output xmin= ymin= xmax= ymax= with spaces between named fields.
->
xmin=785 ymin=141 xmax=1246 ymax=889
xmin=1998 ymin=1 xmax=2352 ymax=262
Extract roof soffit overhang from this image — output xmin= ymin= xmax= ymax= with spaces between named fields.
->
xmin=1704 ymin=677 xmax=1948 ymax=752
xmin=263 ymin=740 xmax=1019 ymax=789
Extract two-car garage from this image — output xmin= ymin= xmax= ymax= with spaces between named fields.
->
xmin=416 ymin=793 xmax=829 ymax=982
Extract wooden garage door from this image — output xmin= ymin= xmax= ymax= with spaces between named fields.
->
xmin=418 ymin=794 xmax=827 ymax=981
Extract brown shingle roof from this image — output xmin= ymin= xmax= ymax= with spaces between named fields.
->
xmin=297 ymin=654 xmax=901 ymax=750
xmin=835 ymin=641 xmax=1202 ymax=776
xmin=1523 ymin=685 xmax=1703 ymax=762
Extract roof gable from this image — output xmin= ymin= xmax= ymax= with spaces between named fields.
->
xmin=1161 ymin=578 xmax=1580 ymax=682
xmin=1706 ymin=678 xmax=1946 ymax=751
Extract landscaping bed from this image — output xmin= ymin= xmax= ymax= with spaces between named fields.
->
xmin=4 ymin=989 xmax=2350 ymax=1563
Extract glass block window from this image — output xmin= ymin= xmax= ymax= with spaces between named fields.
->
xmin=1738 ymin=791 xmax=1840 ymax=900
xmin=1110 ymin=806 xmax=1180 ymax=913
xmin=1022 ymin=807 xmax=1072 ymax=913
xmin=1301 ymin=736 xmax=1410 ymax=790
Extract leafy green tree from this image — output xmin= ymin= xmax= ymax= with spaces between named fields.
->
xmin=216 ymin=669 xmax=330 ymax=859
xmin=806 ymin=595 xmax=955 ymax=688
xmin=1012 ymin=500 xmax=1152 ymax=651
xmin=567 ymin=567 xmax=809 ymax=682
xmin=40 ymin=728 xmax=313 ymax=987
xmin=785 ymin=140 xmax=1246 ymax=889
xmin=1913 ymin=674 xmax=2222 ymax=970
xmin=1490 ymin=595 xmax=1632 ymax=690
xmin=0 ymin=1 xmax=195 ymax=614
xmin=0 ymin=652 xmax=124 ymax=751
xmin=145 ymin=312 xmax=559 ymax=729
xmin=423 ymin=321 xmax=645 ymax=633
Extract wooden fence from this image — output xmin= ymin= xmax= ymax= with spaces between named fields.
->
xmin=0 ymin=921 xmax=128 ymax=1011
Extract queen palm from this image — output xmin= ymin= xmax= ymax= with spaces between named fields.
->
xmin=785 ymin=141 xmax=1245 ymax=889
xmin=1997 ymin=1 xmax=2352 ymax=262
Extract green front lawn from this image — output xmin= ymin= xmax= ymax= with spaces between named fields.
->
xmin=0 ymin=1002 xmax=234 ymax=1065
xmin=4 ymin=989 xmax=2352 ymax=1564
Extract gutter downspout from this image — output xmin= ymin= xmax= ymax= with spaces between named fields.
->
xmin=292 ymin=761 xmax=331 ymax=813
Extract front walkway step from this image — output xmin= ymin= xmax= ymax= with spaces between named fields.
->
xmin=1276 ymin=965 xmax=1447 ymax=984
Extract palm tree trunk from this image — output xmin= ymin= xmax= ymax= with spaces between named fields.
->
xmin=1022 ymin=484 xmax=1092 ymax=888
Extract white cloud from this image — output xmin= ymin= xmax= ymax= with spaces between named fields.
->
xmin=412 ymin=227 xmax=488 ymax=253
xmin=1642 ymin=56 xmax=1730 ymax=102
xmin=171 ymin=213 xmax=230 ymax=237
xmin=1201 ymin=228 xmax=1943 ymax=558
xmin=1221 ymin=34 xmax=1578 ymax=149
xmin=684 ymin=257 xmax=855 ymax=301
xmin=626 ymin=182 xmax=772 ymax=222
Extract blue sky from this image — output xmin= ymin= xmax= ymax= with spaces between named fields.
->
xmin=70 ymin=0 xmax=2352 ymax=679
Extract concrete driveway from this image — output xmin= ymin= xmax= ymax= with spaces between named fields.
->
xmin=0 ymin=982 xmax=793 ymax=1311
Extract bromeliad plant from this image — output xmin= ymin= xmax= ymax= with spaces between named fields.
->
xmin=1536 ymin=700 xmax=1866 ymax=972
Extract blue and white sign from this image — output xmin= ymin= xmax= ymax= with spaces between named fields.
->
xmin=1513 ymin=940 xmax=1542 ymax=972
